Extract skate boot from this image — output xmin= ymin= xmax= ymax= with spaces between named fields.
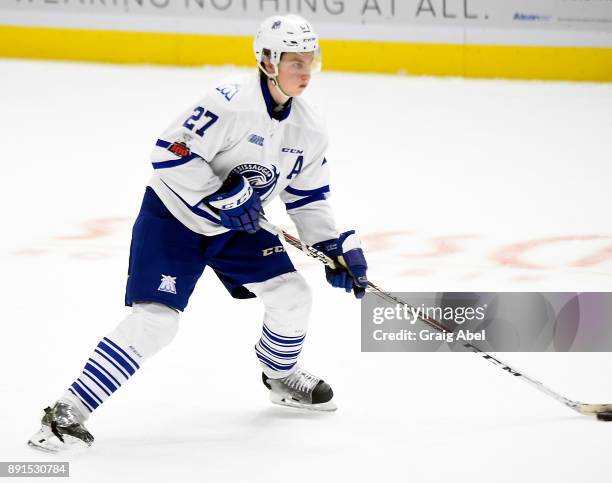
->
xmin=27 ymin=401 xmax=94 ymax=453
xmin=262 ymin=367 xmax=337 ymax=412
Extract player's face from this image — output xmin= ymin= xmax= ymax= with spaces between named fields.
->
xmin=276 ymin=52 xmax=315 ymax=96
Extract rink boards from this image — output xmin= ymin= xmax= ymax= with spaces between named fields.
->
xmin=1 ymin=0 xmax=611 ymax=81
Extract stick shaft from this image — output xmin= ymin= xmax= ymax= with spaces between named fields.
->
xmin=259 ymin=219 xmax=599 ymax=415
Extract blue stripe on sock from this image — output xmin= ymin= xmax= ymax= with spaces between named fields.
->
xmin=257 ymin=344 xmax=298 ymax=365
xmin=262 ymin=334 xmax=302 ymax=350
xmin=71 ymin=382 xmax=99 ymax=410
xmin=85 ymin=362 xmax=118 ymax=392
xmin=89 ymin=358 xmax=122 ymax=387
xmin=83 ymin=370 xmax=111 ymax=397
xmin=258 ymin=340 xmax=301 ymax=359
xmin=256 ymin=351 xmax=297 ymax=372
xmin=93 ymin=349 xmax=129 ymax=380
xmin=97 ymin=343 xmax=135 ymax=376
xmin=263 ymin=324 xmax=306 ymax=341
xmin=260 ymin=338 xmax=301 ymax=355
xmin=262 ymin=326 xmax=304 ymax=346
xmin=103 ymin=337 xmax=140 ymax=370
xmin=262 ymin=325 xmax=305 ymax=343
xmin=77 ymin=378 xmax=103 ymax=405
xmin=69 ymin=388 xmax=93 ymax=413
xmin=94 ymin=349 xmax=130 ymax=380
xmin=262 ymin=331 xmax=303 ymax=348
xmin=257 ymin=357 xmax=277 ymax=373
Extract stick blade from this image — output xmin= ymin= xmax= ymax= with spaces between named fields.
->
xmin=574 ymin=403 xmax=612 ymax=418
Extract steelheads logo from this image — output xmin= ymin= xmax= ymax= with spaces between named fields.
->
xmin=231 ymin=164 xmax=279 ymax=201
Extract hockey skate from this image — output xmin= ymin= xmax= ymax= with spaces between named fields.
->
xmin=263 ymin=367 xmax=337 ymax=412
xmin=27 ymin=401 xmax=94 ymax=453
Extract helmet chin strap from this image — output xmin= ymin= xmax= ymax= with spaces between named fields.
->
xmin=258 ymin=63 xmax=291 ymax=104
xmin=270 ymin=77 xmax=292 ymax=104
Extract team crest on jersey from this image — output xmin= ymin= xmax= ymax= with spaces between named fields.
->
xmin=168 ymin=142 xmax=191 ymax=158
xmin=158 ymin=274 xmax=177 ymax=294
xmin=231 ymin=164 xmax=279 ymax=202
xmin=216 ymin=83 xmax=239 ymax=102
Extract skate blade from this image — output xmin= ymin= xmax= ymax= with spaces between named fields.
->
xmin=27 ymin=427 xmax=91 ymax=454
xmin=270 ymin=394 xmax=338 ymax=412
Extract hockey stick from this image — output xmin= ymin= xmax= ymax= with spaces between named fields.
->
xmin=259 ymin=219 xmax=612 ymax=420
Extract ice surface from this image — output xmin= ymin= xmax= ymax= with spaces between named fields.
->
xmin=1 ymin=59 xmax=612 ymax=482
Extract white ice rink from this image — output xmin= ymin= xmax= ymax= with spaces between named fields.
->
xmin=1 ymin=59 xmax=612 ymax=482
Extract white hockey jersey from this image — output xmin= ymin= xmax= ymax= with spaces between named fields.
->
xmin=148 ymin=72 xmax=338 ymax=246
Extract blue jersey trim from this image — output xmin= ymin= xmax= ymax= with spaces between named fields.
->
xmin=284 ymin=193 xmax=327 ymax=210
xmin=153 ymin=138 xmax=204 ymax=169
xmin=260 ymin=74 xmax=292 ymax=121
xmin=284 ymin=185 xmax=330 ymax=197
xmin=160 ymin=180 xmax=221 ymax=225
xmin=152 ymin=153 xmax=199 ymax=170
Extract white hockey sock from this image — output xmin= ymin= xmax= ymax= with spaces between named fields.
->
xmin=60 ymin=302 xmax=179 ymax=418
xmin=245 ymin=272 xmax=312 ymax=379
xmin=255 ymin=322 xmax=305 ymax=378
xmin=62 ymin=334 xmax=142 ymax=418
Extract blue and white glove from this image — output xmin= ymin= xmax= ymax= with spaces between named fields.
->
xmin=206 ymin=173 xmax=262 ymax=234
xmin=313 ymin=231 xmax=368 ymax=299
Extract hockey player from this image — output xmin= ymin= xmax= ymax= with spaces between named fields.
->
xmin=28 ymin=14 xmax=368 ymax=453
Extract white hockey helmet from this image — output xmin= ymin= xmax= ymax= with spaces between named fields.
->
xmin=253 ymin=15 xmax=322 ymax=74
